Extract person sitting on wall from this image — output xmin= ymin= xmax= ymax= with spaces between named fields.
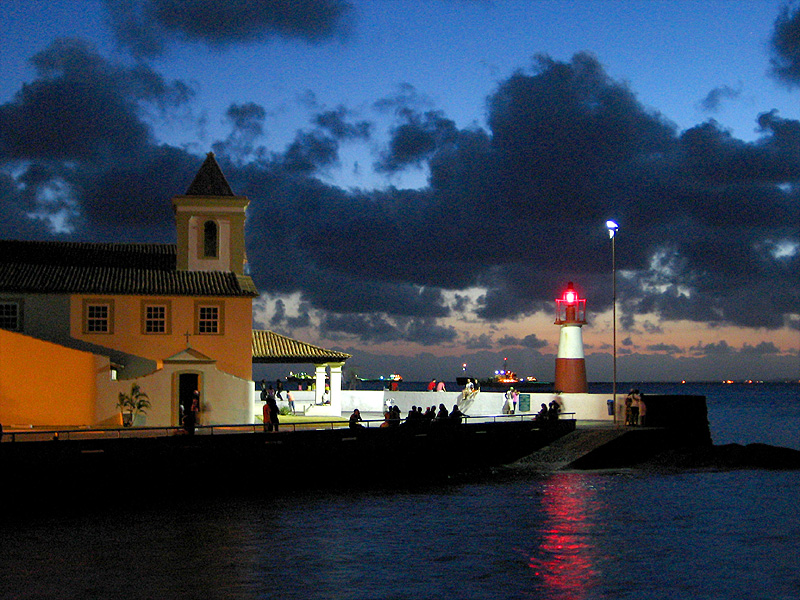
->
xmin=402 ymin=406 xmax=422 ymax=428
xmin=388 ymin=405 xmax=402 ymax=427
xmin=548 ymin=399 xmax=561 ymax=422
xmin=537 ymin=403 xmax=549 ymax=422
xmin=349 ymin=408 xmax=365 ymax=430
xmin=450 ymin=404 xmax=466 ymax=425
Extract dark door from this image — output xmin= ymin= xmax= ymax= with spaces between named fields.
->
xmin=178 ymin=373 xmax=199 ymax=426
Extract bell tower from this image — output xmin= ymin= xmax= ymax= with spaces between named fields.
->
xmin=173 ymin=152 xmax=249 ymax=275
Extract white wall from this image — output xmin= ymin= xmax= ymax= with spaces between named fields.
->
xmin=103 ymin=363 xmax=252 ymax=427
xmin=252 ymin=388 xmax=618 ymax=422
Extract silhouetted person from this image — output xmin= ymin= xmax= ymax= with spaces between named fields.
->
xmin=548 ymin=399 xmax=560 ymax=421
xmin=537 ymin=403 xmax=548 ymax=422
xmin=349 ymin=408 xmax=365 ymax=430
xmin=265 ymin=386 xmax=279 ymax=432
xmin=389 ymin=405 xmax=401 ymax=427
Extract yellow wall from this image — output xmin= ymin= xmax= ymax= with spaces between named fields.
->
xmin=69 ymin=295 xmax=253 ymax=381
xmin=0 ymin=329 xmax=99 ymax=427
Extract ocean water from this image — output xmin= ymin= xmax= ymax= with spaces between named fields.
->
xmin=1 ymin=383 xmax=798 ymax=600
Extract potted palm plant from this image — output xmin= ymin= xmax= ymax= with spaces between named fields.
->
xmin=117 ymin=383 xmax=151 ymax=427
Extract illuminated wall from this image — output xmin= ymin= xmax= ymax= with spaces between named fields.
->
xmin=69 ymin=295 xmax=254 ymax=381
xmin=0 ymin=328 xmax=100 ymax=426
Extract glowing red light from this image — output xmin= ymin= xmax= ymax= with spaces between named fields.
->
xmin=565 ymin=291 xmax=576 ymax=304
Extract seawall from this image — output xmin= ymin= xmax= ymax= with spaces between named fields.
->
xmin=517 ymin=393 xmax=714 ymax=470
xmin=267 ymin=389 xmax=619 ymax=421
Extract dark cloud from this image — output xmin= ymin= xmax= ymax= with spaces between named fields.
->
xmin=372 ymin=83 xmax=432 ymax=114
xmin=0 ymin=38 xmax=197 ymax=241
xmin=680 ymin=113 xmax=800 ymax=183
xmin=465 ymin=334 xmax=493 ymax=350
xmin=105 ymin=0 xmax=353 ymax=57
xmin=699 ymin=84 xmax=741 ymax=112
xmin=319 ymin=313 xmax=457 ymax=345
xmin=646 ymin=343 xmax=681 ymax=354
xmin=267 ymin=298 xmax=312 ymax=330
xmin=212 ymin=102 xmax=268 ymax=159
xmin=770 ymin=5 xmax=800 ymax=86
xmin=375 ymin=109 xmax=459 ymax=172
xmin=236 ymin=52 xmax=798 ymax=331
xmin=314 ymin=107 xmax=371 ymax=141
xmin=1 ymin=39 xmax=152 ymax=162
xmin=1 ymin=41 xmax=797 ymax=349
xmin=498 ymin=334 xmax=549 ymax=350
xmin=521 ymin=334 xmax=549 ymax=350
xmin=692 ymin=341 xmax=734 ymax=357
xmin=282 ymin=131 xmax=340 ymax=173
xmin=642 ymin=321 xmax=664 ymax=334
xmin=740 ymin=341 xmax=781 ymax=356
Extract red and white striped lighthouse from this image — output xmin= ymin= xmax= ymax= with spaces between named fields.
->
xmin=554 ymin=282 xmax=588 ymax=393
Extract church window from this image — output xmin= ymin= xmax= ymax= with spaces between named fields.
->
xmin=0 ymin=301 xmax=21 ymax=331
xmin=203 ymin=220 xmax=218 ymax=258
xmin=196 ymin=302 xmax=223 ymax=334
xmin=143 ymin=302 xmax=170 ymax=334
xmin=84 ymin=300 xmax=114 ymax=334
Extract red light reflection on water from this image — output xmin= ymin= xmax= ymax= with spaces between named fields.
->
xmin=527 ymin=473 xmax=604 ymax=600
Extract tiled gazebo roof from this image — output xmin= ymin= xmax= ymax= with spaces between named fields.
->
xmin=252 ymin=329 xmax=351 ymax=364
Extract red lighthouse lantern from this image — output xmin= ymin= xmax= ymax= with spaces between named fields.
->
xmin=554 ymin=282 xmax=588 ymax=393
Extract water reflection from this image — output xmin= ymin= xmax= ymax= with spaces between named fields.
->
xmin=527 ymin=472 xmax=605 ymax=600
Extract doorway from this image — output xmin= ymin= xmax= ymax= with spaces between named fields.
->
xmin=178 ymin=372 xmax=199 ymax=426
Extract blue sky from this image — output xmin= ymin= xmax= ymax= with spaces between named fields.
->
xmin=1 ymin=0 xmax=798 ymax=382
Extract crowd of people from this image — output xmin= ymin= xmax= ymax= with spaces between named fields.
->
xmin=349 ymin=403 xmax=468 ymax=430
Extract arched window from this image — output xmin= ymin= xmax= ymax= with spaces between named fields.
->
xmin=203 ymin=220 xmax=218 ymax=258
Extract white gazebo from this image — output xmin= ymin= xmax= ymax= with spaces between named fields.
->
xmin=251 ymin=329 xmax=351 ymax=416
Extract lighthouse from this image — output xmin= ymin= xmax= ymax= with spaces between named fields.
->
xmin=554 ymin=282 xmax=588 ymax=393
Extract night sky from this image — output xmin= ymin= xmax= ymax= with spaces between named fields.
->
xmin=1 ymin=0 xmax=798 ymax=382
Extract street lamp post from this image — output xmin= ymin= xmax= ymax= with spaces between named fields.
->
xmin=606 ymin=220 xmax=619 ymax=423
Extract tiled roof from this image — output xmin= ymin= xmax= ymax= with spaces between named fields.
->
xmin=0 ymin=262 xmax=258 ymax=297
xmin=185 ymin=152 xmax=235 ymax=196
xmin=0 ymin=240 xmax=176 ymax=270
xmin=0 ymin=240 xmax=258 ymax=297
xmin=252 ymin=329 xmax=351 ymax=363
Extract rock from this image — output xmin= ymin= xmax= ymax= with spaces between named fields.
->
xmin=639 ymin=443 xmax=800 ymax=471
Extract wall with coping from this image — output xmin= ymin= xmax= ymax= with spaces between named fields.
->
xmin=253 ymin=389 xmax=617 ymax=422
